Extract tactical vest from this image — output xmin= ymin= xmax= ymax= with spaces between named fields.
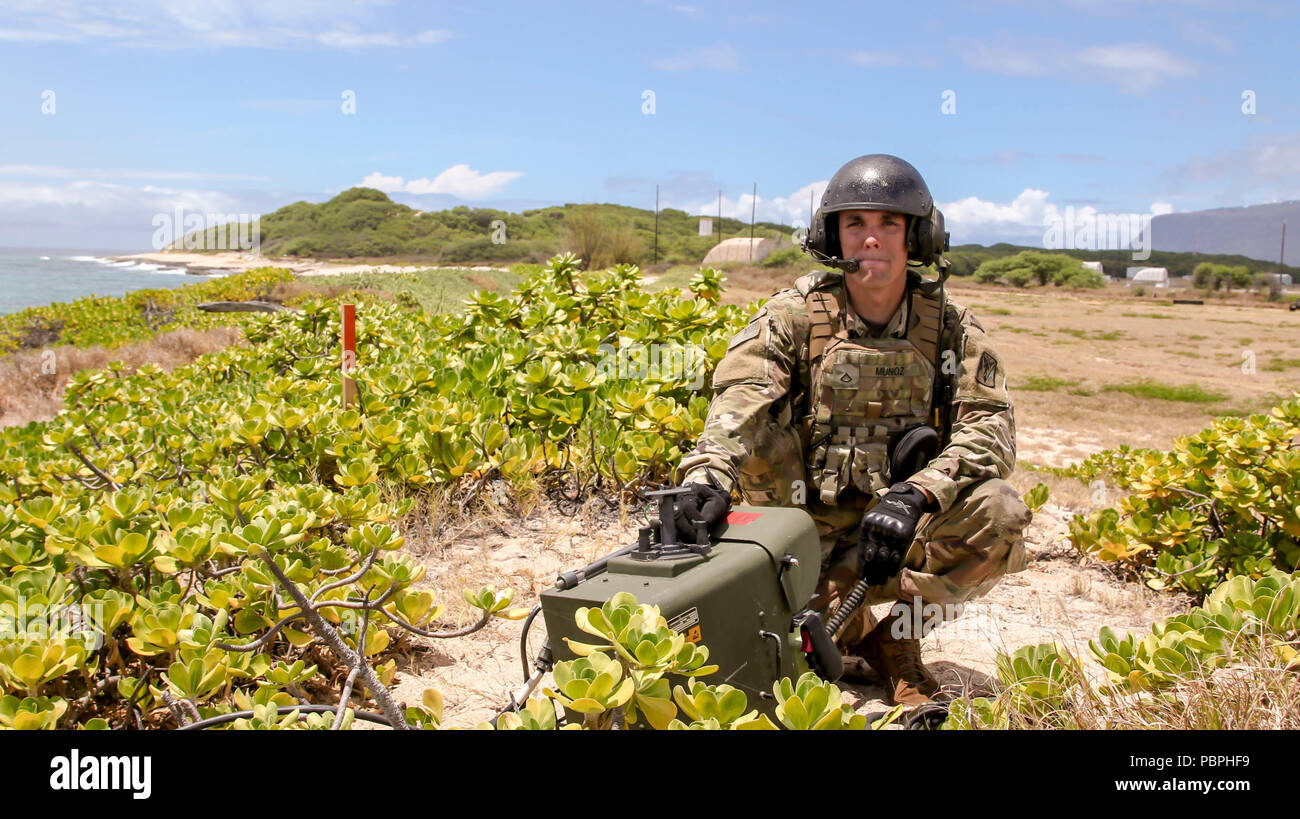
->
xmin=794 ymin=270 xmax=950 ymax=505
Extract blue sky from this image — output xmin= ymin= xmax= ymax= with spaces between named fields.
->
xmin=0 ymin=0 xmax=1296 ymax=249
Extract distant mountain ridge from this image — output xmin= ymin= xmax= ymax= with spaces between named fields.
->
xmin=1149 ymin=201 xmax=1296 ymax=264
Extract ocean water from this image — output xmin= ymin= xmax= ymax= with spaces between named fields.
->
xmin=0 ymin=247 xmax=221 ymax=316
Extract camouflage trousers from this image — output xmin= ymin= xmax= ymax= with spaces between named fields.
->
xmin=804 ymin=478 xmax=1033 ymax=647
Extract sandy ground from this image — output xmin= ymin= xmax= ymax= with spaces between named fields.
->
xmin=947 ymin=280 xmax=1300 ymax=462
xmin=380 ymin=475 xmax=1188 ymax=729
xmin=112 ymin=250 xmax=509 ymax=278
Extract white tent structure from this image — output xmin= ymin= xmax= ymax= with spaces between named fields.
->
xmin=1081 ymin=261 xmax=1104 ymax=275
xmin=1126 ymin=266 xmax=1170 ymax=286
xmin=702 ymin=237 xmax=779 ymax=265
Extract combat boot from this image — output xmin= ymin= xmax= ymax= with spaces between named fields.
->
xmin=836 ymin=604 xmax=879 ymax=683
xmin=857 ymin=609 xmax=940 ymax=707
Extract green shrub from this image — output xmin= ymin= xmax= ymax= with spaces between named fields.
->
xmin=761 ymin=245 xmax=804 ymax=268
xmin=971 ymin=250 xmax=1093 ymax=288
xmin=0 ymin=268 xmax=296 ymax=355
xmin=1063 ymin=397 xmax=1300 ymax=595
xmin=0 ymin=253 xmax=769 ymax=729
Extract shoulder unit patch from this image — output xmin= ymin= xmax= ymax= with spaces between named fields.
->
xmin=976 ymin=351 xmax=998 ymax=388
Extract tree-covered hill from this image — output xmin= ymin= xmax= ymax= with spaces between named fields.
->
xmin=184 ymin=188 xmax=1300 ymax=279
xmin=186 ymin=188 xmax=794 ymax=267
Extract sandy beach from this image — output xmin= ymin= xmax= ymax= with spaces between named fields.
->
xmin=110 ymin=250 xmax=510 ymax=278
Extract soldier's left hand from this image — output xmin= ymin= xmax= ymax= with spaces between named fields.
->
xmin=858 ymin=483 xmax=929 ymax=585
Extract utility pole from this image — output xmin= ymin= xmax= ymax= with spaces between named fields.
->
xmin=654 ymin=184 xmax=659 ymax=265
xmin=749 ymin=182 xmax=756 ymax=261
xmin=1280 ymin=220 xmax=1287 ymax=271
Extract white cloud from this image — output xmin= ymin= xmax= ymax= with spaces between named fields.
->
xmin=848 ymin=51 xmax=904 ymax=67
xmin=652 ymin=43 xmax=740 ymax=72
xmin=0 ymin=177 xmax=277 ymax=247
xmin=1078 ymin=43 xmax=1196 ymax=93
xmin=961 ymin=43 xmax=1069 ymax=77
xmin=360 ymin=165 xmax=525 ymax=199
xmin=958 ymin=37 xmax=1196 ymax=94
xmin=413 ymin=29 xmax=452 ymax=45
xmin=0 ymin=165 xmax=269 ymax=182
xmin=359 ymin=173 xmax=408 ymax=192
xmin=0 ymin=1 xmax=454 ymax=50
xmin=313 ymin=27 xmax=450 ymax=49
xmin=1160 ymin=131 xmax=1300 ymax=204
xmin=676 ymin=180 xmax=828 ymax=227
xmin=938 ymin=189 xmax=1054 ymax=244
xmin=936 ymin=189 xmax=1174 ymax=246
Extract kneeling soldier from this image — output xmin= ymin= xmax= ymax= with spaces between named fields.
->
xmin=675 ymin=154 xmax=1033 ymax=707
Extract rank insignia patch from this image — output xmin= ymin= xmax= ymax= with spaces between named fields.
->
xmin=976 ymin=351 xmax=998 ymax=388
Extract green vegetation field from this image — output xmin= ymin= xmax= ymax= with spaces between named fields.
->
xmin=0 ymin=255 xmax=1295 ymax=730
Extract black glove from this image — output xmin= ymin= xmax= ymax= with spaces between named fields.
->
xmin=673 ymin=482 xmax=731 ymax=541
xmin=858 ymin=482 xmax=930 ymax=586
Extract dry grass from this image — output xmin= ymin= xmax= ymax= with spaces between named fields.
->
xmin=267 ymin=280 xmax=396 ymax=305
xmin=1007 ymin=465 xmax=1102 ymax=512
xmin=1011 ymin=646 xmax=1298 ymax=730
xmin=941 ymin=624 xmax=1299 ymax=730
xmin=0 ymin=326 xmax=244 ymax=429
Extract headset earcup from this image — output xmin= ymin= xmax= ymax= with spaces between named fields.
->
xmin=912 ymin=214 xmax=931 ymax=263
xmin=805 ymin=208 xmax=832 ymax=258
xmin=930 ymin=207 xmax=949 ymax=263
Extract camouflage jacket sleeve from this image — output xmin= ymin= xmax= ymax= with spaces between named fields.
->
xmin=906 ymin=305 xmax=1017 ymax=514
xmin=674 ymin=291 xmax=805 ymax=494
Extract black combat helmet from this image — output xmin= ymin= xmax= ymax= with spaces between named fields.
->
xmin=802 ymin=154 xmax=949 ymax=268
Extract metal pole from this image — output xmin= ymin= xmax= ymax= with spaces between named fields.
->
xmin=341 ymin=303 xmax=357 ymax=409
xmin=749 ymin=182 xmax=756 ymax=261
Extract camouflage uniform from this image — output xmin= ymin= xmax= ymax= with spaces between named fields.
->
xmin=676 ymin=269 xmax=1032 ymax=645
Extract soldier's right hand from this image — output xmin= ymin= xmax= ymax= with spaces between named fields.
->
xmin=673 ymin=483 xmax=731 ymax=536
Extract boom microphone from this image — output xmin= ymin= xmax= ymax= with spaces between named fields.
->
xmin=801 ymin=243 xmax=860 ymax=273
